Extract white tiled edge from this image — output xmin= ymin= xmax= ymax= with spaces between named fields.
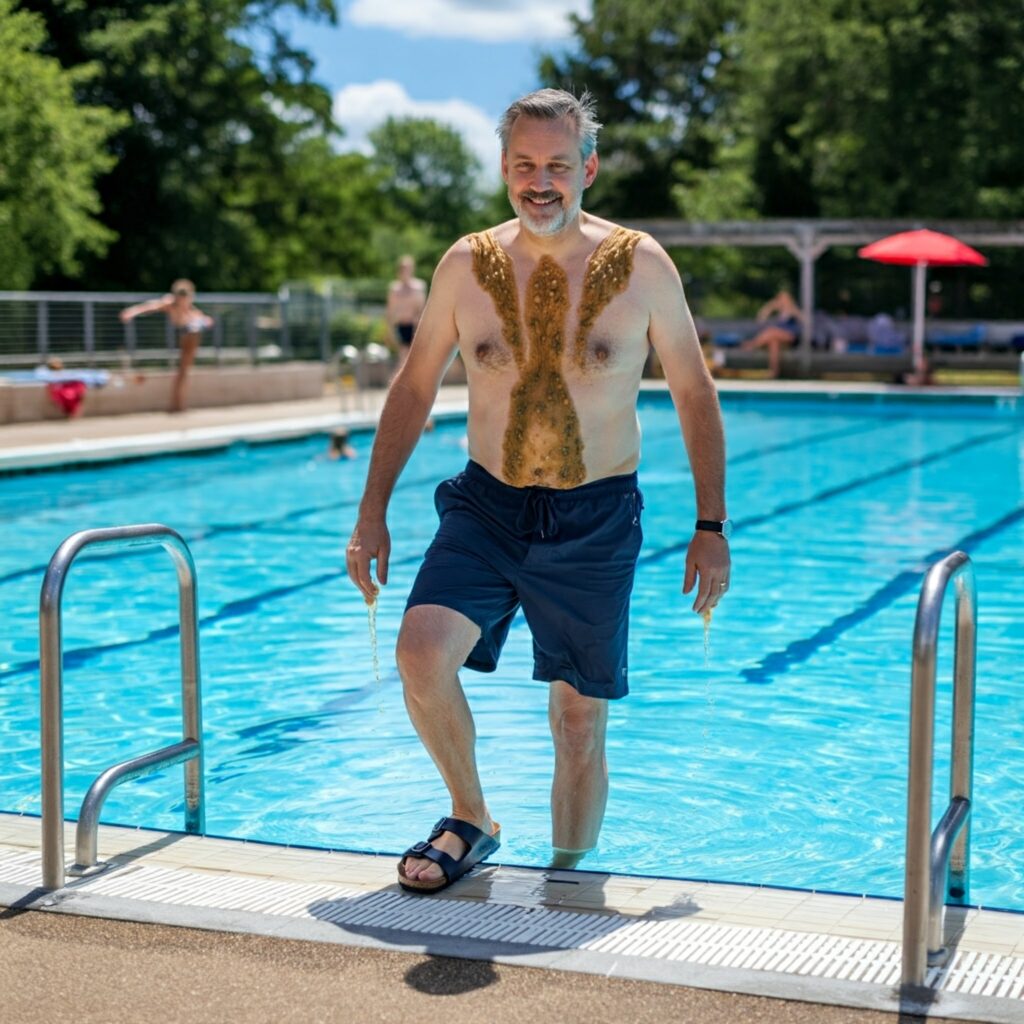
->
xmin=1 ymin=814 xmax=1022 ymax=1023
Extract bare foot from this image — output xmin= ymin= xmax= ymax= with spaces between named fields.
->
xmin=548 ymin=847 xmax=591 ymax=870
xmin=401 ymin=815 xmax=496 ymax=886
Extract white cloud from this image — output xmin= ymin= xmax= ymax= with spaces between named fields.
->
xmin=347 ymin=0 xmax=588 ymax=43
xmin=333 ymin=79 xmax=501 ymax=175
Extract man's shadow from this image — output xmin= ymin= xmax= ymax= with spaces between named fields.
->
xmin=308 ymin=862 xmax=701 ymax=996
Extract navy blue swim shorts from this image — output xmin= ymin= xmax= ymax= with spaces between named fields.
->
xmin=406 ymin=460 xmax=644 ymax=699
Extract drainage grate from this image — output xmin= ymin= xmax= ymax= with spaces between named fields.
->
xmin=3 ymin=848 xmax=1023 ymax=1003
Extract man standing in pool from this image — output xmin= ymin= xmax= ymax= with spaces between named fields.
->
xmin=346 ymin=89 xmax=730 ymax=893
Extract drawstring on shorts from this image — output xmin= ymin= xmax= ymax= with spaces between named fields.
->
xmin=517 ymin=490 xmax=560 ymax=538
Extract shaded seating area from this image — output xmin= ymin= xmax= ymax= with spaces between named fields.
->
xmin=704 ymin=314 xmax=1024 ymax=379
xmin=626 ymin=217 xmax=1024 ymax=379
xmin=925 ymin=323 xmax=986 ymax=351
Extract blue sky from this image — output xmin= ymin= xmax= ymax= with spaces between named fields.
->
xmin=277 ymin=0 xmax=589 ymax=175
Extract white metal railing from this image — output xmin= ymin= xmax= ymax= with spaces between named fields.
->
xmin=0 ymin=291 xmax=286 ymax=367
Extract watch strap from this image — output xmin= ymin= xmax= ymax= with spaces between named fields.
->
xmin=695 ymin=519 xmax=725 ymax=533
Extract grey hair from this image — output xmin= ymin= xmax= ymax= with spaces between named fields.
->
xmin=497 ymin=88 xmax=602 ymax=160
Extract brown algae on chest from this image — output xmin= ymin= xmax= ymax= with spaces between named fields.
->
xmin=468 ymin=227 xmax=644 ymax=487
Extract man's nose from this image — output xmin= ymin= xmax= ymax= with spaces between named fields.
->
xmin=529 ymin=167 xmax=552 ymax=192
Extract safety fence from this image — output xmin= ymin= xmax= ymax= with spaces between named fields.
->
xmin=0 ymin=291 xmax=288 ymax=368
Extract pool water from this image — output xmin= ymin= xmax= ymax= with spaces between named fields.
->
xmin=1 ymin=394 xmax=1022 ymax=909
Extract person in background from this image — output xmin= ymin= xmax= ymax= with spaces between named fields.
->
xmin=120 ymin=280 xmax=213 ymax=413
xmin=327 ymin=428 xmax=357 ymax=460
xmin=741 ymin=288 xmax=805 ymax=378
xmin=386 ymin=256 xmax=427 ymax=371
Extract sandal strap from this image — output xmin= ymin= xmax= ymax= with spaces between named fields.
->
xmin=436 ymin=816 xmax=492 ymax=848
xmin=400 ymin=839 xmax=457 ymax=882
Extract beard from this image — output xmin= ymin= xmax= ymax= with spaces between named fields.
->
xmin=508 ymin=188 xmax=583 ymax=237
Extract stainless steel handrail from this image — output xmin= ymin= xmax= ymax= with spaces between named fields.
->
xmin=39 ymin=524 xmax=205 ymax=891
xmin=902 ymin=551 xmax=976 ymax=988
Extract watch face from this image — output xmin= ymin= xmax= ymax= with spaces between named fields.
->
xmin=721 ymin=518 xmax=734 ymax=540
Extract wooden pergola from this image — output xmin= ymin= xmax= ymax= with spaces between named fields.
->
xmin=623 ymin=219 xmax=1024 ymax=373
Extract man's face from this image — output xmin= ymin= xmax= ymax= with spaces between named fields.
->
xmin=501 ymin=116 xmax=598 ymax=237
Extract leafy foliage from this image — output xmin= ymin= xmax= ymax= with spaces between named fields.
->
xmin=542 ymin=0 xmax=1024 ymax=315
xmin=18 ymin=0 xmax=391 ymax=290
xmin=539 ymin=0 xmax=744 ymax=218
xmin=0 ymin=0 xmax=124 ymax=288
xmin=369 ymin=116 xmax=486 ymax=266
xmin=721 ymin=0 xmax=1024 ymax=219
xmin=544 ymin=0 xmax=1024 ymax=223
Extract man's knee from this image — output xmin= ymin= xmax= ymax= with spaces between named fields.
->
xmin=395 ymin=605 xmax=478 ymax=687
xmin=550 ymin=688 xmax=607 ymax=760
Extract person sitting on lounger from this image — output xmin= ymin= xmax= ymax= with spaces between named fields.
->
xmin=741 ymin=289 xmax=805 ymax=378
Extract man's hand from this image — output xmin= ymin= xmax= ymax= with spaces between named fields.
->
xmin=682 ymin=531 xmax=731 ymax=615
xmin=346 ymin=517 xmax=390 ymax=605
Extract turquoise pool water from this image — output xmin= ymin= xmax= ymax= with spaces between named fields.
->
xmin=1 ymin=393 xmax=1022 ymax=909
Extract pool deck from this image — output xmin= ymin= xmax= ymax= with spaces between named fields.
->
xmin=0 ymin=379 xmax=1019 ymax=470
xmin=0 ymin=385 xmax=470 ymax=470
xmin=3 ymin=381 xmax=1023 ymax=1022
xmin=2 ymin=814 xmax=1022 ymax=1023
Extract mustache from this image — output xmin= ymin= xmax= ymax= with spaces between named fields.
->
xmin=521 ymin=191 xmax=561 ymax=203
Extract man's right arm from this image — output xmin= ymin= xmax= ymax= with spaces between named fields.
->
xmin=345 ymin=243 xmax=466 ymax=603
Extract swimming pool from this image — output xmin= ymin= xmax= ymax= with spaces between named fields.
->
xmin=1 ymin=392 xmax=1022 ymax=910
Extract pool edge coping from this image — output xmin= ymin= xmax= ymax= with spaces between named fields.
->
xmin=3 ymin=381 xmax=1021 ymax=474
xmin=2 ymin=815 xmax=1023 ymax=1023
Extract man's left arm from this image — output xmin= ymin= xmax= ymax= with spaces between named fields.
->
xmin=642 ymin=240 xmax=731 ymax=615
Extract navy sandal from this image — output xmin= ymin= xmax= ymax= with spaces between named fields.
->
xmin=397 ymin=816 xmax=501 ymax=894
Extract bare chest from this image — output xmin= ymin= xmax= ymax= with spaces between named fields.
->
xmin=459 ymin=229 xmax=648 ymax=378
xmin=459 ymin=227 xmax=647 ymax=487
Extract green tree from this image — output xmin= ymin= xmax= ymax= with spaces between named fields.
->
xmin=545 ymin=0 xmax=1024 ymax=316
xmin=539 ymin=0 xmax=743 ymax=218
xmin=713 ymin=0 xmax=1024 ymax=219
xmin=0 ymin=1 xmax=124 ymax=288
xmin=369 ymin=116 xmax=485 ymax=253
xmin=19 ymin=0 xmax=388 ymax=290
xmin=544 ymin=0 xmax=1024 ymax=222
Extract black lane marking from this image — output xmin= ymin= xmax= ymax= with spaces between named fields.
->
xmin=739 ymin=502 xmax=1024 ymax=684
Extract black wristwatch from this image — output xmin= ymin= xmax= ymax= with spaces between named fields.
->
xmin=695 ymin=518 xmax=733 ymax=540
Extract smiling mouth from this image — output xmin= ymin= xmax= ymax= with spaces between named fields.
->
xmin=523 ymin=193 xmax=560 ymax=208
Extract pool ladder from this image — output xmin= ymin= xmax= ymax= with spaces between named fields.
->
xmin=39 ymin=524 xmax=205 ymax=891
xmin=901 ymin=550 xmax=976 ymax=989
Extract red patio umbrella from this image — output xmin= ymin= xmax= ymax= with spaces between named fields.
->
xmin=858 ymin=229 xmax=987 ymax=380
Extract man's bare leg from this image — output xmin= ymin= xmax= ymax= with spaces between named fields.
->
xmin=548 ymin=680 xmax=609 ymax=869
xmin=396 ymin=604 xmax=497 ymax=883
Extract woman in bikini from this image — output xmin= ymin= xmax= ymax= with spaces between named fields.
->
xmin=120 ymin=279 xmax=214 ymax=412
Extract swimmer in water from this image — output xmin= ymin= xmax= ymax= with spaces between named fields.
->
xmin=120 ymin=279 xmax=214 ymax=413
xmin=346 ymin=88 xmax=730 ymax=893
xmin=327 ymin=427 xmax=357 ymax=460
